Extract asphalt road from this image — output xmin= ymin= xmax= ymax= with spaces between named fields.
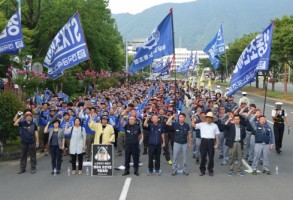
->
xmin=0 ymin=91 xmax=293 ymax=200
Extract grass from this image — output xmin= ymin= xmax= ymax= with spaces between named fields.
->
xmin=216 ymin=81 xmax=293 ymax=104
xmin=2 ymin=138 xmax=21 ymax=154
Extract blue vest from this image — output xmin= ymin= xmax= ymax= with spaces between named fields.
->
xmin=255 ymin=123 xmax=272 ymax=144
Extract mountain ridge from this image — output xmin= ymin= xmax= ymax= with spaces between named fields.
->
xmin=112 ymin=0 xmax=293 ymax=49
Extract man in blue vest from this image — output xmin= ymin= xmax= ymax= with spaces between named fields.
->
xmin=144 ymin=114 xmax=165 ymax=175
xmin=250 ymin=115 xmax=275 ymax=175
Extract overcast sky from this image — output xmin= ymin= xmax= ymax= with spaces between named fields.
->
xmin=108 ymin=0 xmax=195 ymax=14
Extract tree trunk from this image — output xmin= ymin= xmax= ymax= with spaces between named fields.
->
xmin=272 ymin=81 xmax=275 ymax=91
xmin=262 ymin=73 xmax=267 ymax=89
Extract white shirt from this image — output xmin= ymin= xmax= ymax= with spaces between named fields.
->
xmin=272 ymin=109 xmax=287 ymax=117
xmin=235 ymin=125 xmax=241 ymax=141
xmin=195 ymin=122 xmax=220 ymax=139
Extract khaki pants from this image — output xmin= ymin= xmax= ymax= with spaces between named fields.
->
xmin=117 ymin=131 xmax=125 ymax=153
xmin=228 ymin=142 xmax=243 ymax=172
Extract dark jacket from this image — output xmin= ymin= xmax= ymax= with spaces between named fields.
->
xmin=224 ymin=123 xmax=246 ymax=149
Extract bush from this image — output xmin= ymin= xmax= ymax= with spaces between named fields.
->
xmin=0 ymin=91 xmax=24 ymax=144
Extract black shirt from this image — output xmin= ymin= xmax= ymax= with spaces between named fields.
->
xmin=172 ymin=122 xmax=190 ymax=144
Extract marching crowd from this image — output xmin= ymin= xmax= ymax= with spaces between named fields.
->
xmin=13 ymin=80 xmax=289 ymax=177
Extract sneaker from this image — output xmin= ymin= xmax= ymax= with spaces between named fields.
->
xmin=146 ymin=170 xmax=152 ymax=176
xmin=155 ymin=170 xmax=161 ymax=176
xmin=195 ymin=159 xmax=200 ymax=165
xmin=265 ymin=170 xmax=271 ymax=175
xmin=168 ymin=160 xmax=173 ymax=165
xmin=219 ymin=155 xmax=223 ymax=159
xmin=252 ymin=170 xmax=257 ymax=175
xmin=248 ymin=161 xmax=253 ymax=165
xmin=221 ymin=161 xmax=227 ymax=166
xmin=228 ymin=170 xmax=234 ymax=176
xmin=238 ymin=171 xmax=245 ymax=176
xmin=17 ymin=170 xmax=25 ymax=174
xmin=31 ymin=169 xmax=36 ymax=174
xmin=192 ymin=154 xmax=196 ymax=159
xmin=172 ymin=169 xmax=177 ymax=176
xmin=183 ymin=169 xmax=189 ymax=176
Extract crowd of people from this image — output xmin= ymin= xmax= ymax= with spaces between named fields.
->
xmin=13 ymin=80 xmax=289 ymax=177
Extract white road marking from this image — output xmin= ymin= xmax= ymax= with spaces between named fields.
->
xmin=266 ymin=104 xmax=274 ymax=108
xmin=119 ymin=178 xmax=132 ymax=200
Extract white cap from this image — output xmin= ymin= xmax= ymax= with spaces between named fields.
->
xmin=226 ymin=88 xmax=229 ymax=91
xmin=213 ymin=104 xmax=219 ymax=108
xmin=217 ymin=85 xmax=220 ymax=88
xmin=275 ymin=102 xmax=283 ymax=106
xmin=242 ymin=92 xmax=247 ymax=95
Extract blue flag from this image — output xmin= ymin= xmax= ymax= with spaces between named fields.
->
xmin=0 ymin=11 xmax=24 ymax=54
xmin=204 ymin=25 xmax=225 ymax=70
xmin=152 ymin=58 xmax=171 ymax=73
xmin=152 ymin=59 xmax=165 ymax=73
xmin=129 ymin=12 xmax=174 ymax=74
xmin=157 ymin=68 xmax=170 ymax=78
xmin=44 ymin=12 xmax=89 ymax=79
xmin=177 ymin=53 xmax=193 ymax=73
xmin=228 ymin=22 xmax=274 ymax=96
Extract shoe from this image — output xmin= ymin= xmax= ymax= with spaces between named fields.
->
xmin=134 ymin=171 xmax=139 ymax=176
xmin=155 ymin=170 xmax=161 ymax=176
xmin=122 ymin=171 xmax=130 ymax=176
xmin=183 ymin=169 xmax=189 ymax=176
xmin=221 ymin=161 xmax=227 ymax=166
xmin=57 ymin=171 xmax=60 ymax=175
xmin=72 ymin=170 xmax=76 ymax=175
xmin=193 ymin=154 xmax=196 ymax=159
xmin=44 ymin=152 xmax=48 ymax=156
xmin=78 ymin=170 xmax=82 ymax=175
xmin=146 ymin=171 xmax=152 ymax=176
xmin=199 ymin=172 xmax=205 ymax=176
xmin=209 ymin=172 xmax=214 ymax=176
xmin=252 ymin=170 xmax=257 ymax=175
xmin=228 ymin=170 xmax=234 ymax=176
xmin=17 ymin=170 xmax=25 ymax=174
xmin=168 ymin=160 xmax=173 ymax=165
xmin=51 ymin=171 xmax=54 ymax=175
xmin=31 ymin=169 xmax=36 ymax=174
xmin=277 ymin=150 xmax=281 ymax=154
xmin=195 ymin=159 xmax=200 ymax=165
xmin=219 ymin=155 xmax=223 ymax=159
xmin=172 ymin=169 xmax=177 ymax=176
xmin=248 ymin=161 xmax=253 ymax=165
xmin=116 ymin=152 xmax=122 ymax=156
xmin=265 ymin=171 xmax=271 ymax=175
xmin=238 ymin=171 xmax=245 ymax=176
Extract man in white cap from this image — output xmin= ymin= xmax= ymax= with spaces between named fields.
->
xmin=194 ymin=112 xmax=220 ymax=176
xmin=272 ymin=102 xmax=290 ymax=154
xmin=239 ymin=92 xmax=250 ymax=105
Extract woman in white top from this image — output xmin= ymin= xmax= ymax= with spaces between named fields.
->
xmin=65 ymin=117 xmax=86 ymax=175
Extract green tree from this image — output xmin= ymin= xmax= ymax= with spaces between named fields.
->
xmin=0 ymin=91 xmax=24 ymax=144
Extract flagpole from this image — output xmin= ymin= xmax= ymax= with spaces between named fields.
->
xmin=170 ymin=8 xmax=177 ymax=111
xmin=263 ymin=71 xmax=268 ymax=114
